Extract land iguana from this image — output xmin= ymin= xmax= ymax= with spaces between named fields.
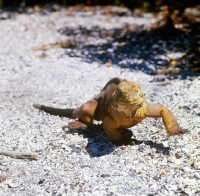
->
xmin=33 ymin=77 xmax=187 ymax=145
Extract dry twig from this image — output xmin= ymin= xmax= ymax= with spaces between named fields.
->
xmin=0 ymin=150 xmax=37 ymax=159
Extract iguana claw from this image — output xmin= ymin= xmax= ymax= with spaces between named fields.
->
xmin=168 ymin=128 xmax=189 ymax=137
xmin=62 ymin=120 xmax=87 ymax=130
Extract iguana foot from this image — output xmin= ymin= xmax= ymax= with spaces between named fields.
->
xmin=62 ymin=120 xmax=88 ymax=130
xmin=168 ymin=128 xmax=188 ymax=137
xmin=118 ymin=128 xmax=133 ymax=138
xmin=114 ymin=138 xmax=143 ymax=146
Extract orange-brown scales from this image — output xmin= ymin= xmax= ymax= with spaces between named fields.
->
xmin=33 ymin=77 xmax=187 ymax=145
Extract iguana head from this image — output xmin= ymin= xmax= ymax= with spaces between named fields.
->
xmin=112 ymin=79 xmax=145 ymax=119
xmin=113 ymin=79 xmax=144 ymax=106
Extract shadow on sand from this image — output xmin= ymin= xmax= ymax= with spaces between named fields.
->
xmin=57 ymin=23 xmax=200 ymax=78
xmin=66 ymin=124 xmax=170 ymax=157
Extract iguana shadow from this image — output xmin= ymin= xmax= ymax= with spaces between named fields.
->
xmin=67 ymin=124 xmax=170 ymax=157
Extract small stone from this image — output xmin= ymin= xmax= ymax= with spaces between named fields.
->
xmin=101 ymin=174 xmax=110 ymax=178
xmin=8 ymin=180 xmax=19 ymax=188
xmin=38 ymin=179 xmax=45 ymax=184
xmin=130 ymin=173 xmax=137 ymax=178
xmin=70 ymin=146 xmax=81 ymax=153
xmin=153 ymin=176 xmax=160 ymax=181
xmin=175 ymin=152 xmax=182 ymax=159
xmin=182 ymin=106 xmax=191 ymax=110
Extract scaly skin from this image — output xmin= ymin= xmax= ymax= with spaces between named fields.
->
xmin=33 ymin=77 xmax=187 ymax=145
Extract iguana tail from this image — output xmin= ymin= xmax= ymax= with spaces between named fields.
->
xmin=33 ymin=104 xmax=74 ymax=118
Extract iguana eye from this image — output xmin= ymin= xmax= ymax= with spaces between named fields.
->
xmin=118 ymin=89 xmax=122 ymax=95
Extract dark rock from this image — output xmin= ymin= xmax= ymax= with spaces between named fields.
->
xmin=101 ymin=174 xmax=110 ymax=178
xmin=182 ymin=106 xmax=191 ymax=110
xmin=38 ymin=179 xmax=45 ymax=184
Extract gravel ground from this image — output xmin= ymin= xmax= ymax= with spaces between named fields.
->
xmin=0 ymin=6 xmax=200 ymax=196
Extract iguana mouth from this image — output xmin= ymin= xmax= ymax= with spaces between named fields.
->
xmin=115 ymin=97 xmax=144 ymax=106
xmin=112 ymin=103 xmax=140 ymax=119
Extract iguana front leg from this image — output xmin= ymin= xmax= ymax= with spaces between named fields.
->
xmin=103 ymin=116 xmax=131 ymax=143
xmin=145 ymin=104 xmax=188 ymax=136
